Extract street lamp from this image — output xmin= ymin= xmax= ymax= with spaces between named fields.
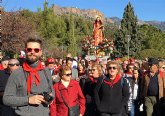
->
xmin=127 ymin=35 xmax=131 ymax=59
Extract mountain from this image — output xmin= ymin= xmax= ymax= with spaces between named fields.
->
xmin=106 ymin=17 xmax=121 ymax=24
xmin=52 ymin=5 xmax=165 ymax=31
xmin=53 ymin=5 xmax=105 ymax=20
xmin=145 ymin=21 xmax=165 ymax=31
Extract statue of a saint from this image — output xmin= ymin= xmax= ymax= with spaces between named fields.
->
xmin=93 ymin=15 xmax=104 ymax=46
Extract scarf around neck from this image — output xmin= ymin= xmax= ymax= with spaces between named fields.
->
xmin=104 ymin=74 xmax=121 ymax=88
xmin=23 ymin=61 xmax=44 ymax=94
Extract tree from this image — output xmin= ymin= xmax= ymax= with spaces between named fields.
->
xmin=115 ymin=2 xmax=141 ymax=58
xmin=39 ymin=2 xmax=58 ymax=40
xmin=67 ymin=13 xmax=76 ymax=56
xmin=139 ymin=49 xmax=165 ymax=58
xmin=1 ymin=11 xmax=33 ymax=56
xmin=138 ymin=24 xmax=165 ymax=58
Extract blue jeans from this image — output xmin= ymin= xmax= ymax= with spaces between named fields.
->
xmin=130 ymin=100 xmax=140 ymax=116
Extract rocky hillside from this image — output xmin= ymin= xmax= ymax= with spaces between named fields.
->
xmin=146 ymin=21 xmax=165 ymax=31
xmin=52 ymin=5 xmax=165 ymax=31
xmin=53 ymin=5 xmax=104 ymax=19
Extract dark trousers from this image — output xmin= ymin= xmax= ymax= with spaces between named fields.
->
xmin=84 ymin=102 xmax=97 ymax=116
xmin=99 ymin=112 xmax=122 ymax=116
xmin=0 ymin=96 xmax=15 ymax=116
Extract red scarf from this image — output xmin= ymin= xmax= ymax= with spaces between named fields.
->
xmin=89 ymin=76 xmax=97 ymax=84
xmin=104 ymin=74 xmax=121 ymax=87
xmin=23 ymin=61 xmax=44 ymax=94
xmin=79 ymin=71 xmax=85 ymax=76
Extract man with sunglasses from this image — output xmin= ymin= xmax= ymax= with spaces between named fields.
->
xmin=0 ymin=58 xmax=20 ymax=116
xmin=8 ymin=59 xmax=20 ymax=73
xmin=3 ymin=37 xmax=54 ymax=116
xmin=141 ymin=58 xmax=165 ymax=116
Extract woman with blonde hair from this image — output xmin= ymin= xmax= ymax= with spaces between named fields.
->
xmin=50 ymin=65 xmax=85 ymax=116
xmin=80 ymin=64 xmax=103 ymax=116
xmin=94 ymin=61 xmax=130 ymax=116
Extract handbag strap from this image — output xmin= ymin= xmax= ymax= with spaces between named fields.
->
xmin=58 ymin=84 xmax=70 ymax=108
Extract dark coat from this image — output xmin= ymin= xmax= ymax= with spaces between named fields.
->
xmin=94 ymin=76 xmax=130 ymax=114
xmin=80 ymin=76 xmax=99 ymax=116
xmin=0 ymin=69 xmax=10 ymax=92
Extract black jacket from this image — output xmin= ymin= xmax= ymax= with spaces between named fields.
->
xmin=94 ymin=76 xmax=130 ymax=114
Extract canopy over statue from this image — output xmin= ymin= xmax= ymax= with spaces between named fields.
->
xmin=93 ymin=15 xmax=104 ymax=46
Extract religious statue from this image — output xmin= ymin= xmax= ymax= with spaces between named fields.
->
xmin=93 ymin=15 xmax=104 ymax=46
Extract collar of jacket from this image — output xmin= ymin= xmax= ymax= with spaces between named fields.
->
xmin=145 ymin=70 xmax=164 ymax=78
xmin=58 ymin=80 xmax=74 ymax=90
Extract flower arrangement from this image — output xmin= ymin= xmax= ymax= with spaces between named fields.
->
xmin=82 ymin=35 xmax=114 ymax=56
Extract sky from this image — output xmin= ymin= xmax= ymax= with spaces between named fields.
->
xmin=2 ymin=0 xmax=165 ymax=21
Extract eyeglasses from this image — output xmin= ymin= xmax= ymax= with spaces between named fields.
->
xmin=108 ymin=67 xmax=117 ymax=70
xmin=64 ymin=73 xmax=72 ymax=76
xmin=26 ymin=48 xmax=41 ymax=53
xmin=8 ymin=63 xmax=20 ymax=67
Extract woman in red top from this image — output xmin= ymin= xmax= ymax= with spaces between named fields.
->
xmin=50 ymin=65 xmax=86 ymax=116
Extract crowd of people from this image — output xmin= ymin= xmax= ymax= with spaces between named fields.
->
xmin=0 ymin=37 xmax=165 ymax=116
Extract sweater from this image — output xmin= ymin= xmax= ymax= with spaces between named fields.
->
xmin=3 ymin=67 xmax=54 ymax=116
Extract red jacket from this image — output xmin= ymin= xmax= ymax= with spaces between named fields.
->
xmin=0 ymin=64 xmax=4 ymax=70
xmin=50 ymin=80 xmax=86 ymax=116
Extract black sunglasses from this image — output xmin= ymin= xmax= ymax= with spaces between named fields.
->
xmin=26 ymin=48 xmax=41 ymax=53
xmin=8 ymin=63 xmax=20 ymax=67
xmin=108 ymin=67 xmax=117 ymax=70
xmin=64 ymin=73 xmax=72 ymax=76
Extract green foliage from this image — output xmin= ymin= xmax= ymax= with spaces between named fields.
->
xmin=115 ymin=2 xmax=140 ymax=58
xmin=137 ymin=24 xmax=165 ymax=58
xmin=138 ymin=49 xmax=165 ymax=59
xmin=13 ymin=2 xmax=165 ymax=59
xmin=104 ymin=23 xmax=119 ymax=39
xmin=39 ymin=2 xmax=58 ymax=39
xmin=138 ymin=24 xmax=165 ymax=50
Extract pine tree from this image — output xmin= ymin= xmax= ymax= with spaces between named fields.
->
xmin=115 ymin=2 xmax=141 ymax=58
xmin=67 ymin=10 xmax=77 ymax=57
xmin=39 ymin=2 xmax=57 ymax=40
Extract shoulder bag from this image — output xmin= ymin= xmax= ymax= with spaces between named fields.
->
xmin=59 ymin=85 xmax=80 ymax=116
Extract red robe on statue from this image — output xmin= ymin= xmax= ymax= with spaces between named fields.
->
xmin=93 ymin=19 xmax=104 ymax=46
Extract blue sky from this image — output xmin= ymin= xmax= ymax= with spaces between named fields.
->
xmin=2 ymin=0 xmax=165 ymax=21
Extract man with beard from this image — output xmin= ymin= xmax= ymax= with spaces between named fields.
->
xmin=3 ymin=37 xmax=54 ymax=116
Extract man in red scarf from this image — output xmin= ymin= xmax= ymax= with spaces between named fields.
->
xmin=3 ymin=37 xmax=54 ymax=116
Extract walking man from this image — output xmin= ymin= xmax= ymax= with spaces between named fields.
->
xmin=141 ymin=58 xmax=165 ymax=116
xmin=3 ymin=37 xmax=54 ymax=116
